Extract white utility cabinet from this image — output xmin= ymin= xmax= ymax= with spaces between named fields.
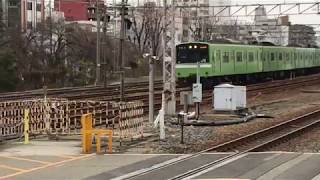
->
xmin=213 ymin=84 xmax=246 ymax=111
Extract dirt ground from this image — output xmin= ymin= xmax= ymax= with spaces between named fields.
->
xmin=132 ymin=82 xmax=320 ymax=154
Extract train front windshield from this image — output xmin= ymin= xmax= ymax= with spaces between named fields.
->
xmin=177 ymin=43 xmax=209 ymax=64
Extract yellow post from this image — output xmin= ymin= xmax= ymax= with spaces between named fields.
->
xmin=96 ymin=133 xmax=101 ymax=154
xmin=81 ymin=113 xmax=93 ymax=153
xmin=24 ymin=109 xmax=30 ymax=144
xmin=108 ymin=131 xmax=113 ymax=153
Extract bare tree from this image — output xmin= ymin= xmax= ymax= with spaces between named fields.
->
xmin=129 ymin=4 xmax=165 ymax=56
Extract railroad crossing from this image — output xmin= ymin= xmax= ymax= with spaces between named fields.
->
xmin=1 ymin=143 xmax=320 ymax=180
xmin=2 ymin=0 xmax=320 ymax=179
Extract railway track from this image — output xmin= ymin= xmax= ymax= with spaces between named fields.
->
xmin=0 ymin=80 xmax=164 ymax=101
xmin=118 ymin=109 xmax=320 ymax=180
xmin=2 ymin=73 xmax=320 ymax=114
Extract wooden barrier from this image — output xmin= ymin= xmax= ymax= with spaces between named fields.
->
xmin=0 ymin=99 xmax=145 ymax=142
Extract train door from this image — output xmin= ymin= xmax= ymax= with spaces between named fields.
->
xmin=215 ymin=49 xmax=221 ymax=75
xmin=221 ymin=48 xmax=233 ymax=75
xmin=246 ymin=50 xmax=256 ymax=73
xmin=262 ymin=49 xmax=268 ymax=72
xmin=235 ymin=49 xmax=245 ymax=74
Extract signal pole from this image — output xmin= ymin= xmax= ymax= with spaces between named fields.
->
xmin=118 ymin=0 xmax=126 ymax=101
xmin=95 ymin=0 xmax=101 ymax=86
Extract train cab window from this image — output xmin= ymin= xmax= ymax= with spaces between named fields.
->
xmin=236 ymin=52 xmax=242 ymax=62
xmin=248 ymin=52 xmax=254 ymax=62
xmin=223 ymin=52 xmax=229 ymax=63
xmin=271 ymin=53 xmax=275 ymax=61
xmin=176 ymin=43 xmax=209 ymax=63
xmin=279 ymin=53 xmax=282 ymax=60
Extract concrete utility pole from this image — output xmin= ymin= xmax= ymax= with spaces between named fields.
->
xmin=95 ymin=0 xmax=101 ymax=86
xmin=170 ymin=0 xmax=176 ymax=114
xmin=118 ymin=0 xmax=126 ymax=102
xmin=162 ymin=0 xmax=176 ymax=115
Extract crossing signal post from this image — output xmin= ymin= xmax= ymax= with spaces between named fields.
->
xmin=118 ymin=0 xmax=126 ymax=102
xmin=117 ymin=1 xmax=132 ymax=102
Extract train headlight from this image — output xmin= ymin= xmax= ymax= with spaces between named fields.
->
xmin=194 ymin=45 xmax=197 ymax=48
xmin=189 ymin=45 xmax=192 ymax=49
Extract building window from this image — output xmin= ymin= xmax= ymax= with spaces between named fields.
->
xmin=182 ymin=29 xmax=188 ymax=38
xmin=27 ymin=2 xmax=32 ymax=10
xmin=36 ymin=4 xmax=41 ymax=11
xmin=8 ymin=1 xmax=18 ymax=7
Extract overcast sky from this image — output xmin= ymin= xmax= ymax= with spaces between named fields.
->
xmin=232 ymin=0 xmax=320 ymax=26
xmin=123 ymin=0 xmax=320 ymax=30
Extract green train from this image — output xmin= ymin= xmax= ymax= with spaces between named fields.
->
xmin=176 ymin=42 xmax=320 ymax=84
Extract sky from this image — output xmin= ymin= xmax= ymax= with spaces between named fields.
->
xmin=231 ymin=0 xmax=320 ymax=25
xmin=120 ymin=0 xmax=320 ymax=31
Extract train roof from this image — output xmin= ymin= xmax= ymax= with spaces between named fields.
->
xmin=177 ymin=42 xmax=319 ymax=50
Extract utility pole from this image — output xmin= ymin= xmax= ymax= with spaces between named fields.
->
xmin=95 ymin=0 xmax=101 ymax=86
xmin=162 ymin=0 xmax=176 ymax=115
xmin=149 ymin=54 xmax=155 ymax=123
xmin=118 ymin=0 xmax=126 ymax=102
xmin=170 ymin=0 xmax=176 ymax=114
xmin=103 ymin=8 xmax=108 ymax=88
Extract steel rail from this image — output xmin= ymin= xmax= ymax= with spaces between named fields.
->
xmin=169 ymin=109 xmax=320 ymax=180
xmin=123 ymin=109 xmax=320 ymax=180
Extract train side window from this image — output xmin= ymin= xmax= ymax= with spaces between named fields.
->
xmin=223 ymin=52 xmax=229 ymax=63
xmin=271 ymin=53 xmax=275 ymax=61
xmin=294 ymin=53 xmax=297 ymax=60
xmin=212 ymin=51 xmax=215 ymax=62
xmin=286 ymin=53 xmax=289 ymax=61
xmin=216 ymin=50 xmax=221 ymax=61
xmin=279 ymin=53 xmax=282 ymax=60
xmin=249 ymin=52 xmax=254 ymax=62
xmin=236 ymin=52 xmax=242 ymax=62
xmin=230 ymin=51 xmax=235 ymax=61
